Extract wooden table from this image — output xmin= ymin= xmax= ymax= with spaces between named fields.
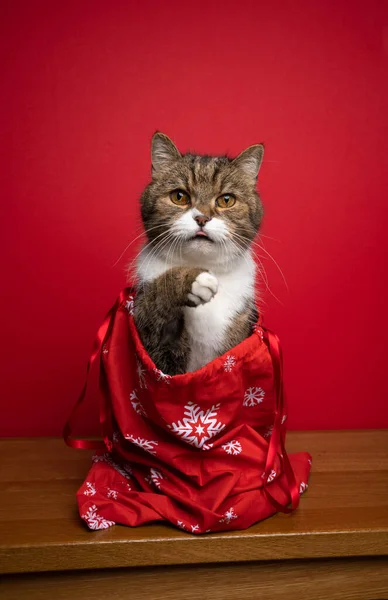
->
xmin=0 ymin=431 xmax=387 ymax=599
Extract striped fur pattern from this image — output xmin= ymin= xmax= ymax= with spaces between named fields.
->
xmin=134 ymin=133 xmax=264 ymax=375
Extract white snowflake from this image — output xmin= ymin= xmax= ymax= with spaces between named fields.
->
xmin=92 ymin=453 xmax=107 ymax=463
xmin=177 ymin=520 xmax=187 ymax=530
xmin=102 ymin=346 xmax=109 ymax=355
xmin=267 ymin=469 xmax=277 ymax=482
xmin=130 ymin=389 xmax=147 ymax=416
xmin=219 ymin=507 xmax=238 ymax=524
xmin=168 ymin=402 xmax=225 ymax=450
xmin=281 ymin=414 xmax=287 ymax=425
xmin=308 ymin=458 xmax=312 ymax=466
xmin=107 ymin=488 xmax=118 ymax=500
xmin=125 ymin=434 xmax=158 ymax=455
xmin=125 ymin=296 xmax=134 ymax=315
xmin=253 ymin=324 xmax=264 ymax=341
xmin=299 ymin=481 xmax=308 ymax=494
xmin=83 ymin=482 xmax=96 ymax=496
xmin=136 ymin=358 xmax=148 ymax=389
xmin=223 ymin=354 xmax=236 ymax=372
xmin=191 ymin=524 xmax=200 ymax=533
xmin=222 ymin=440 xmax=242 ymax=455
xmin=154 ymin=368 xmax=171 ymax=384
xmin=150 ymin=468 xmax=163 ymax=489
xmin=243 ymin=386 xmax=265 ymax=407
xmin=144 ymin=468 xmax=163 ymax=489
xmin=132 ymin=401 xmax=147 ymax=417
xmin=82 ymin=505 xmax=115 ymax=530
xmin=264 ymin=425 xmax=273 ymax=439
xmin=120 ymin=462 xmax=133 ymax=476
xmin=92 ymin=453 xmax=133 ymax=479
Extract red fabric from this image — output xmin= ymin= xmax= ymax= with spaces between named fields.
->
xmin=70 ymin=289 xmax=311 ymax=534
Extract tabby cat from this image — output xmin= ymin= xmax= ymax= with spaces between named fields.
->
xmin=133 ymin=133 xmax=264 ymax=375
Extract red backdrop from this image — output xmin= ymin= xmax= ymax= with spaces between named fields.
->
xmin=1 ymin=0 xmax=388 ymax=437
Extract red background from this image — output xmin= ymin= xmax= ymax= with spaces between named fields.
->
xmin=1 ymin=0 xmax=388 ymax=437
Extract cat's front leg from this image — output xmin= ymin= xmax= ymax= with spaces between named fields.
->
xmin=134 ymin=267 xmax=218 ymax=374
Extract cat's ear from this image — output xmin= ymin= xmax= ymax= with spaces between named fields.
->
xmin=232 ymin=144 xmax=264 ymax=182
xmin=151 ymin=132 xmax=181 ymax=175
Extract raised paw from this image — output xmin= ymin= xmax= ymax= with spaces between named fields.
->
xmin=187 ymin=272 xmax=218 ymax=306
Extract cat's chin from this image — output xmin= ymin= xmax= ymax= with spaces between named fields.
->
xmin=186 ymin=237 xmax=216 ymax=253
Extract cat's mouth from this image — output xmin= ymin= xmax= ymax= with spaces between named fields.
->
xmin=192 ymin=231 xmax=214 ymax=242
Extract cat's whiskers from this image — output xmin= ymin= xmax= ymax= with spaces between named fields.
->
xmin=159 ymin=233 xmax=184 ymax=303
xmin=132 ymin=232 xmax=177 ymax=305
xmin=231 ymin=237 xmax=269 ymax=290
xmin=139 ymin=232 xmax=177 ymax=291
xmin=138 ymin=235 xmax=178 ymax=314
xmin=234 ymin=229 xmax=288 ymax=291
xmin=112 ymin=223 xmax=172 ymax=268
xmin=126 ymin=225 xmax=176 ymax=276
xmin=231 ymin=233 xmax=270 ymax=289
xmin=229 ymin=235 xmax=281 ymax=304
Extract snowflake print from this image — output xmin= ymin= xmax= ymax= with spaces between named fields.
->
xmin=136 ymin=358 xmax=148 ymax=389
xmin=299 ymin=482 xmax=308 ymax=494
xmin=125 ymin=435 xmax=158 ymax=455
xmin=222 ymin=440 xmax=242 ymax=455
xmin=92 ymin=453 xmax=107 ymax=463
xmin=267 ymin=469 xmax=277 ymax=483
xmin=92 ymin=453 xmax=133 ymax=479
xmin=119 ymin=462 xmax=133 ymax=476
xmin=243 ymin=386 xmax=265 ymax=407
xmin=281 ymin=414 xmax=287 ymax=425
xmin=112 ymin=431 xmax=120 ymax=443
xmin=149 ymin=468 xmax=163 ymax=489
xmin=144 ymin=468 xmax=163 ymax=489
xmin=130 ymin=389 xmax=147 ymax=416
xmin=154 ymin=368 xmax=171 ymax=384
xmin=168 ymin=402 xmax=225 ymax=450
xmin=107 ymin=488 xmax=118 ymax=500
xmin=102 ymin=345 xmax=109 ymax=355
xmin=223 ymin=354 xmax=236 ymax=372
xmin=308 ymin=458 xmax=312 ymax=466
xmin=253 ymin=324 xmax=264 ymax=341
xmin=125 ymin=296 xmax=134 ymax=315
xmin=191 ymin=524 xmax=200 ymax=533
xmin=82 ymin=505 xmax=115 ymax=530
xmin=219 ymin=507 xmax=238 ymax=524
xmin=131 ymin=400 xmax=147 ymax=417
xmin=83 ymin=482 xmax=96 ymax=497
xmin=264 ymin=425 xmax=273 ymax=439
xmin=177 ymin=520 xmax=187 ymax=531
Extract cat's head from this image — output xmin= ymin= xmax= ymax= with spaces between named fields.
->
xmin=140 ymin=133 xmax=264 ymax=268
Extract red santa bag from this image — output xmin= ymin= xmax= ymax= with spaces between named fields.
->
xmin=64 ymin=288 xmax=311 ymax=533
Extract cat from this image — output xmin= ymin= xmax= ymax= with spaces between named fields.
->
xmin=133 ymin=132 xmax=264 ymax=376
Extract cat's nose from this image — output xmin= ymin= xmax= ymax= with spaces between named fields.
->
xmin=194 ymin=214 xmax=211 ymax=227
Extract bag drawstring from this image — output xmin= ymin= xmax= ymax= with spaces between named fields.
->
xmin=63 ymin=290 xmax=128 ymax=450
xmin=262 ymin=329 xmax=300 ymax=513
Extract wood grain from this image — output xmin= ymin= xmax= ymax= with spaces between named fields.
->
xmin=2 ymin=558 xmax=388 ymax=600
xmin=0 ymin=431 xmax=387 ymax=576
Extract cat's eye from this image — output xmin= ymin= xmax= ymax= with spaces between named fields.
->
xmin=170 ymin=190 xmax=191 ymax=206
xmin=216 ymin=194 xmax=236 ymax=208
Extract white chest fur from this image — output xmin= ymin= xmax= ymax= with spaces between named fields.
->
xmin=136 ymin=250 xmax=256 ymax=372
